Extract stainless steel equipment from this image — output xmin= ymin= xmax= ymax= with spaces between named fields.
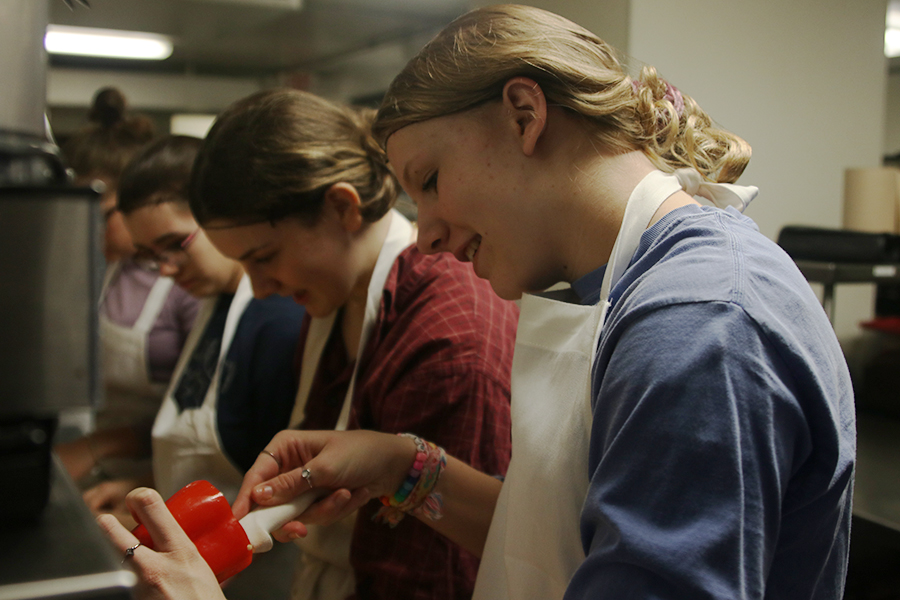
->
xmin=0 ymin=1 xmax=134 ymax=598
xmin=0 ymin=0 xmax=103 ymax=525
xmin=0 ymin=134 xmax=102 ymax=519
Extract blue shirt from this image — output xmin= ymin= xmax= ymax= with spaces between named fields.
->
xmin=566 ymin=205 xmax=855 ymax=600
xmin=216 ymin=294 xmax=305 ymax=473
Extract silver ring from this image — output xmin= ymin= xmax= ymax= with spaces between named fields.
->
xmin=301 ymin=468 xmax=313 ymax=489
xmin=122 ymin=542 xmax=141 ymax=564
xmin=260 ymin=450 xmax=282 ymax=470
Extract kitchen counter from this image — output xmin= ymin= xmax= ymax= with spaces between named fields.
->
xmin=854 ymin=411 xmax=900 ymax=531
xmin=845 ymin=411 xmax=900 ymax=598
xmin=0 ymin=414 xmax=893 ymax=599
xmin=0 ymin=455 xmax=135 ymax=600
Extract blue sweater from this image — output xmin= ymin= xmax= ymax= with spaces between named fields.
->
xmin=567 ymin=205 xmax=855 ymax=600
xmin=216 ymin=294 xmax=304 ymax=473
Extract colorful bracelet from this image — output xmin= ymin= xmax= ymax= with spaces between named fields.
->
xmin=374 ymin=433 xmax=446 ymax=527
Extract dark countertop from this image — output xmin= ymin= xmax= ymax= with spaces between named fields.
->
xmin=0 ymin=455 xmax=135 ymax=600
xmin=854 ymin=411 xmax=900 ymax=531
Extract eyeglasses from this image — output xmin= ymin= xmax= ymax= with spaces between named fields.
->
xmin=133 ymin=229 xmax=200 ymax=271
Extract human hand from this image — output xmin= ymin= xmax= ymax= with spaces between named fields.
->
xmin=84 ymin=478 xmax=142 ymax=527
xmin=97 ymin=488 xmax=225 ymax=600
xmin=55 ymin=437 xmax=95 ymax=482
xmin=233 ymin=429 xmax=414 ymax=542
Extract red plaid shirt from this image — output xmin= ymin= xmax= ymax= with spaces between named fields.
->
xmin=297 ymin=244 xmax=518 ymax=600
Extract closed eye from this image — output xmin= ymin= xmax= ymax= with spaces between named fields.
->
xmin=422 ymin=171 xmax=438 ymax=192
xmin=252 ymin=252 xmax=276 ymax=265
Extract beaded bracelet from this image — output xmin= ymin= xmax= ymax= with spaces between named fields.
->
xmin=374 ymin=433 xmax=446 ymax=527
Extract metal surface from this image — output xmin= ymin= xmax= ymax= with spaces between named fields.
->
xmin=0 ymin=183 xmax=102 ymax=418
xmin=0 ymin=456 xmax=135 ymax=600
xmin=47 ymin=0 xmax=463 ymax=78
xmin=0 ymin=0 xmax=49 ymax=136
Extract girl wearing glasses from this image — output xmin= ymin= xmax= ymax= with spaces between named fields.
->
xmin=111 ymin=134 xmax=305 ymax=506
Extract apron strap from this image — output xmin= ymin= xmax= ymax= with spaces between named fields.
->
xmin=133 ymin=276 xmax=175 ymax=332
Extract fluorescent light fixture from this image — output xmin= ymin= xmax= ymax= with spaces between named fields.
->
xmin=887 ymin=0 xmax=900 ymax=57
xmin=182 ymin=0 xmax=302 ymax=9
xmin=887 ymin=28 xmax=900 ymax=58
xmin=45 ymin=25 xmax=173 ymax=60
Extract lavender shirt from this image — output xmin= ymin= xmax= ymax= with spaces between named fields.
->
xmin=101 ymin=260 xmax=200 ymax=383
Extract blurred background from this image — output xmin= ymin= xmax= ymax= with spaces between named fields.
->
xmin=40 ymin=0 xmax=900 ymax=342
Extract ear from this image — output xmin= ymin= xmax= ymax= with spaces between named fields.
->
xmin=501 ymin=77 xmax=548 ymax=156
xmin=324 ymin=182 xmax=364 ymax=233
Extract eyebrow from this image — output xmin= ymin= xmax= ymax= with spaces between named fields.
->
xmin=238 ymin=241 xmax=273 ymax=262
xmin=151 ymin=232 xmax=185 ymax=246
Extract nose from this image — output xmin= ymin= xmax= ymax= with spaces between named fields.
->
xmin=158 ymin=262 xmax=180 ymax=277
xmin=415 ymin=210 xmax=450 ymax=256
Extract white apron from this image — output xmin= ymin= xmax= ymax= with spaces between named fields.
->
xmin=472 ymin=169 xmax=758 ymax=600
xmin=151 ymin=275 xmax=254 ymax=502
xmin=288 ymin=210 xmax=414 ymax=600
xmin=97 ymin=261 xmax=173 ymax=430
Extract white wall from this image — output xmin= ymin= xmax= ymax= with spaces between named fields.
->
xmin=484 ymin=0 xmax=630 ymax=59
xmin=47 ymin=68 xmax=265 ymax=113
xmin=629 ymin=0 xmax=888 ymax=239
xmin=628 ymin=0 xmax=889 ymax=343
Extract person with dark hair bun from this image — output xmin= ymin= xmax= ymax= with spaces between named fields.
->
xmin=88 ymin=87 xmax=128 ymax=128
xmin=64 ymin=87 xmax=157 ymax=205
xmin=56 ymin=88 xmax=201 ymax=514
xmin=110 ymin=135 xmax=305 ymax=504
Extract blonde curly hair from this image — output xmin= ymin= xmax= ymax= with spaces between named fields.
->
xmin=374 ymin=4 xmax=749 ymax=183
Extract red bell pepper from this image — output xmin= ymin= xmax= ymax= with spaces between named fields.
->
xmin=131 ymin=480 xmax=253 ymax=583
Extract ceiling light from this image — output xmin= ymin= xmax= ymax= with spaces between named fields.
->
xmin=44 ymin=25 xmax=173 ymax=60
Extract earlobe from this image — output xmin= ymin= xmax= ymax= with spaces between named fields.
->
xmin=502 ymin=77 xmax=548 ymax=156
xmin=325 ymin=183 xmax=364 ymax=233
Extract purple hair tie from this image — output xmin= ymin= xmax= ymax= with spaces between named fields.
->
xmin=664 ymin=81 xmax=685 ymax=117
xmin=631 ymin=79 xmax=684 ymax=117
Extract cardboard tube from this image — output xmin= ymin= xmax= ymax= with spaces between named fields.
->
xmin=842 ymin=167 xmax=900 ymax=233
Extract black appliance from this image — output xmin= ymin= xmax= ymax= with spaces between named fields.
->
xmin=777 ymin=225 xmax=900 ymax=319
xmin=776 ymin=225 xmax=900 ymax=265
